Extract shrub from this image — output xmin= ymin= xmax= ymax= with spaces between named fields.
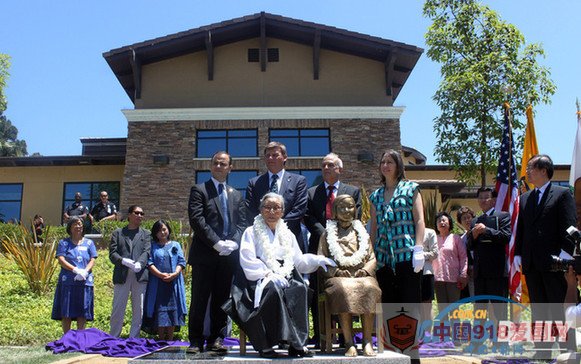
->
xmin=0 ymin=224 xmax=59 ymax=295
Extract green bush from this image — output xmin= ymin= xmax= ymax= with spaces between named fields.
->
xmin=0 ymin=224 xmax=59 ymax=295
xmin=0 ymin=248 xmax=196 ymax=346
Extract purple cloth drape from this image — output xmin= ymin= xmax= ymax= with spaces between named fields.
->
xmin=46 ymin=328 xmax=173 ymax=357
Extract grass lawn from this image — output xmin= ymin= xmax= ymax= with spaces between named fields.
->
xmin=0 ymin=347 xmax=81 ymax=364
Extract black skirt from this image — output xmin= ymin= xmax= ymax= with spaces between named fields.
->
xmin=222 ymin=267 xmax=312 ymax=352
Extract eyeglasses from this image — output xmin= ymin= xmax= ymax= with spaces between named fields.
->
xmin=132 ymin=211 xmax=145 ymax=216
xmin=262 ymin=206 xmax=283 ymax=212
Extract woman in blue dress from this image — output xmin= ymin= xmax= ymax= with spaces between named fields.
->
xmin=51 ymin=217 xmax=98 ymax=334
xmin=143 ymin=220 xmax=187 ymax=340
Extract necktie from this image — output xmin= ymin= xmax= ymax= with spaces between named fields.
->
xmin=218 ymin=183 xmax=230 ymax=237
xmin=270 ymin=174 xmax=279 ymax=193
xmin=325 ymin=185 xmax=335 ymax=220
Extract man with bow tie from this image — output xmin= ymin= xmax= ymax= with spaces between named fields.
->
xmin=187 ymin=151 xmax=244 ymax=354
xmin=244 ymin=141 xmax=308 ymax=251
xmin=467 ymin=187 xmax=511 ymax=319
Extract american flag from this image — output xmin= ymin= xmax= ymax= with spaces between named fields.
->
xmin=494 ymin=102 xmax=522 ymax=300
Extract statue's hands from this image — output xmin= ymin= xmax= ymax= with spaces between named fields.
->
xmin=335 ymin=269 xmax=352 ymax=278
xmin=354 ymin=269 xmax=368 ymax=278
xmin=317 ymin=257 xmax=337 ymax=272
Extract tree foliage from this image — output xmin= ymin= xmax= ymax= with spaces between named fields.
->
xmin=423 ymin=0 xmax=556 ymax=186
xmin=0 ymin=54 xmax=9 ymax=112
xmin=0 ymin=112 xmax=27 ymax=157
xmin=0 ymin=54 xmax=27 ymax=157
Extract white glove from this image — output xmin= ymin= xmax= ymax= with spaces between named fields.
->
xmin=131 ymin=262 xmax=142 ymax=273
xmin=269 ymin=273 xmax=289 ymax=289
xmin=218 ymin=240 xmax=239 ymax=256
xmin=412 ymin=245 xmax=425 ymax=273
xmin=122 ymin=258 xmax=135 ymax=269
xmin=513 ymin=255 xmax=522 ymax=268
xmin=72 ymin=267 xmax=88 ymax=281
xmin=213 ymin=240 xmax=230 ymax=255
xmin=559 ymin=249 xmax=574 ymax=260
xmin=317 ymin=257 xmax=337 ymax=272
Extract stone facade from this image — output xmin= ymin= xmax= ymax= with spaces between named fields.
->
xmin=121 ymin=117 xmax=401 ymax=222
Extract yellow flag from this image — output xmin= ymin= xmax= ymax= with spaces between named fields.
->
xmin=519 ymin=105 xmax=539 ymax=191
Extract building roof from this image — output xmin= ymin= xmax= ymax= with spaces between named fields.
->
xmin=402 ymin=145 xmax=427 ymax=165
xmin=0 ymin=138 xmax=126 ymax=167
xmin=103 ymin=12 xmax=423 ymax=103
xmin=0 ymin=155 xmax=125 ymax=167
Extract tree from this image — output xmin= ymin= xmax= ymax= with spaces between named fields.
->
xmin=0 ymin=54 xmax=27 ymax=157
xmin=0 ymin=112 xmax=27 ymax=156
xmin=423 ymin=0 xmax=556 ymax=186
xmin=0 ymin=54 xmax=9 ymax=112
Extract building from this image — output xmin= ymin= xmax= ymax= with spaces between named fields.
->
xmin=0 ymin=13 xmax=572 ymax=226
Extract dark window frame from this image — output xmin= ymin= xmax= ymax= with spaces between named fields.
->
xmin=0 ymin=183 xmax=23 ymax=223
xmin=62 ymin=181 xmax=121 ymax=223
xmin=287 ymin=169 xmax=323 ymax=188
xmin=248 ymin=48 xmax=279 ymax=63
xmin=196 ymin=129 xmax=259 ymax=158
xmin=268 ymin=128 xmax=331 ymax=157
xmin=196 ymin=170 xmax=259 ymax=197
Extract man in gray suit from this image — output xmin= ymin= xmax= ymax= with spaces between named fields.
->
xmin=109 ymin=205 xmax=151 ymax=338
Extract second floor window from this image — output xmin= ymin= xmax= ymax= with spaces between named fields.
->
xmin=197 ymin=129 xmax=258 ymax=158
xmin=269 ymin=129 xmax=330 ymax=157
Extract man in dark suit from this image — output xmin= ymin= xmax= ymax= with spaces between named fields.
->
xmin=515 ymin=154 xmax=577 ymax=349
xmin=304 ymin=153 xmax=362 ymax=346
xmin=109 ymin=205 xmax=151 ymax=338
xmin=468 ymin=187 xmax=511 ymax=320
xmin=244 ymin=141 xmax=308 ymax=250
xmin=187 ymin=151 xmax=243 ymax=354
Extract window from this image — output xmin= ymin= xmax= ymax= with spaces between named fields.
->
xmin=247 ymin=48 xmax=259 ymax=62
xmin=196 ymin=171 xmax=259 ymax=197
xmin=267 ymin=48 xmax=279 ymax=62
xmin=196 ymin=129 xmax=258 ymax=158
xmin=0 ymin=184 xmax=23 ymax=223
xmin=62 ymin=182 xmax=120 ymax=221
xmin=553 ymin=181 xmax=569 ymax=188
xmin=247 ymin=48 xmax=279 ymax=62
xmin=289 ymin=170 xmax=323 ymax=188
xmin=269 ymin=129 xmax=330 ymax=157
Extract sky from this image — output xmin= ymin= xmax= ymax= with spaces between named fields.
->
xmin=2 ymin=0 xmax=580 ymax=164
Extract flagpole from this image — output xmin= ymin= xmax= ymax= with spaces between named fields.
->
xmin=504 ymin=102 xmax=514 ymax=204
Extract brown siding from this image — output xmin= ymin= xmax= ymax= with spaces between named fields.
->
xmin=136 ymin=38 xmax=388 ymax=108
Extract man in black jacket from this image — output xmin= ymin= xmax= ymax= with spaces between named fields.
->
xmin=515 ymin=154 xmax=577 ymax=352
xmin=187 ymin=151 xmax=243 ymax=354
xmin=468 ymin=187 xmax=511 ymax=319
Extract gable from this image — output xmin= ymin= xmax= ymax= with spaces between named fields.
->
xmin=137 ymin=38 xmax=388 ymax=108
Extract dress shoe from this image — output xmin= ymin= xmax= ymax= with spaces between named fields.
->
xmin=186 ymin=344 xmax=202 ymax=354
xmin=206 ymin=338 xmax=228 ymax=354
xmin=259 ymin=349 xmax=279 ymax=358
xmin=288 ymin=346 xmax=315 ymax=357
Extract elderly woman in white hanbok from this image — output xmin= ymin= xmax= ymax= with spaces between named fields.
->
xmin=223 ymin=192 xmax=335 ymax=358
